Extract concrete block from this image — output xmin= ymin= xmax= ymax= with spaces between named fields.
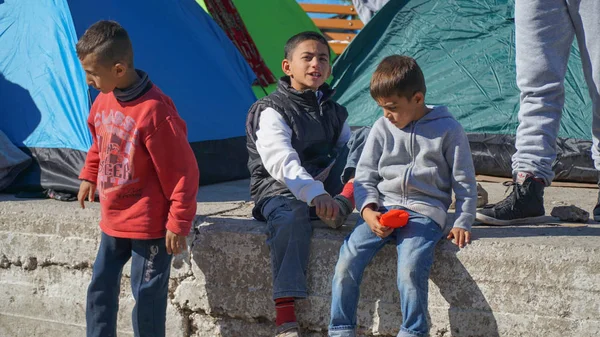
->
xmin=2 ymin=180 xmax=600 ymax=337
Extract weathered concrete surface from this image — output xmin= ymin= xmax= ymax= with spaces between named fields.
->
xmin=1 ymin=180 xmax=600 ymax=337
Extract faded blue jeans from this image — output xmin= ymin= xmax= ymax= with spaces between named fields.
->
xmin=329 ymin=207 xmax=444 ymax=337
xmin=259 ymin=127 xmax=371 ymax=300
xmin=512 ymin=0 xmax=600 ymax=185
xmin=86 ymin=232 xmax=172 ymax=337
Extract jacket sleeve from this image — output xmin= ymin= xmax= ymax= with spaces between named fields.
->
xmin=79 ymin=109 xmax=100 ymax=183
xmin=145 ymin=114 xmax=199 ymax=236
xmin=255 ymin=107 xmax=326 ymax=205
xmin=354 ymin=118 xmax=385 ymax=214
xmin=445 ymin=125 xmax=477 ymax=231
xmin=335 ymin=121 xmax=352 ymax=149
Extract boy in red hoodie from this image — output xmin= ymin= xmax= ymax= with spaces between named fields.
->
xmin=76 ymin=20 xmax=199 ymax=337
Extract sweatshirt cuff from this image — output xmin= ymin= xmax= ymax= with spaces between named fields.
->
xmin=452 ymin=214 xmax=474 ymax=231
xmin=166 ymin=218 xmax=192 ymax=237
xmin=303 ymin=182 xmax=327 ymax=206
xmin=78 ymin=171 xmax=97 ymax=184
xmin=359 ymin=197 xmax=380 ymax=215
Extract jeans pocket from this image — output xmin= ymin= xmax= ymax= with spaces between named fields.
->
xmin=261 ymin=195 xmax=292 ymax=222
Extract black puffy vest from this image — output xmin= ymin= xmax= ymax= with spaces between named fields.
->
xmin=246 ymin=77 xmax=348 ymax=219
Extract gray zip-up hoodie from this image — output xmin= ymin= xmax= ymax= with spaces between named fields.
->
xmin=354 ymin=106 xmax=477 ymax=230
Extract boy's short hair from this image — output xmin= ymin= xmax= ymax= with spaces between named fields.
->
xmin=370 ymin=55 xmax=426 ymax=100
xmin=76 ymin=20 xmax=134 ymax=67
xmin=284 ymin=31 xmax=330 ymax=59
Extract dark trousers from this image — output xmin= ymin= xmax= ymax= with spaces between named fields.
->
xmin=260 ymin=127 xmax=371 ymax=300
xmin=86 ymin=232 xmax=172 ymax=337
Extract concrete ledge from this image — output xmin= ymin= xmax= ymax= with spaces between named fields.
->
xmin=1 ymin=181 xmax=600 ymax=336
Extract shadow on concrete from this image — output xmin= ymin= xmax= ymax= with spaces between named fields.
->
xmin=196 ymin=179 xmax=251 ymax=203
xmin=471 ymin=224 xmax=600 ymax=238
xmin=430 ymin=243 xmax=500 ymax=337
xmin=190 ymin=217 xmax=274 ymax=336
xmin=192 ymin=214 xmax=502 ymax=337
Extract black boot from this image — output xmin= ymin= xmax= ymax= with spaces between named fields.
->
xmin=476 ymin=176 xmax=546 ymax=225
xmin=593 ymin=187 xmax=600 ymax=222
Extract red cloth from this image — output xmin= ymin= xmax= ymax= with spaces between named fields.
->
xmin=275 ymin=297 xmax=296 ymax=326
xmin=204 ymin=0 xmax=276 ymax=87
xmin=79 ymin=85 xmax=199 ymax=239
xmin=340 ymin=181 xmax=355 ymax=207
xmin=380 ymin=209 xmax=409 ymax=228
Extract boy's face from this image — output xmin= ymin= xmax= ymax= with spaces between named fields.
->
xmin=282 ymin=40 xmax=331 ymax=92
xmin=376 ymin=93 xmax=425 ymax=129
xmin=80 ymin=53 xmax=125 ymax=94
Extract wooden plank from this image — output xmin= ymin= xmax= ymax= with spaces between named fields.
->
xmin=312 ymin=18 xmax=364 ymax=30
xmin=476 ymin=174 xmax=599 ymax=189
xmin=300 ymin=3 xmax=357 ymax=15
xmin=324 ymin=32 xmax=357 ymax=42
xmin=329 ymin=42 xmax=348 ymax=55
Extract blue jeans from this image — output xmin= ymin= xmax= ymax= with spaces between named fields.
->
xmin=86 ymin=232 xmax=172 ymax=337
xmin=259 ymin=127 xmax=371 ymax=300
xmin=329 ymin=207 xmax=444 ymax=337
xmin=512 ymin=0 xmax=600 ymax=184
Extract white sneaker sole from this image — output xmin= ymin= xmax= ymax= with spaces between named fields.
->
xmin=475 ymin=213 xmax=551 ymax=226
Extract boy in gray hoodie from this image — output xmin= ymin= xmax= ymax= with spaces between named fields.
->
xmin=328 ymin=55 xmax=477 ymax=337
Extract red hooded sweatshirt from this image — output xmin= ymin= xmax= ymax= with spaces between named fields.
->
xmin=79 ymin=85 xmax=199 ymax=239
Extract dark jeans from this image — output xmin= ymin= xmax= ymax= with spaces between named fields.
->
xmin=260 ymin=127 xmax=371 ymax=300
xmin=86 ymin=232 xmax=172 ymax=337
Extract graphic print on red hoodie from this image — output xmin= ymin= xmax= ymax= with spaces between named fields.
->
xmin=79 ymin=85 xmax=199 ymax=239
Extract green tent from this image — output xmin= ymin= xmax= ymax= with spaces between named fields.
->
xmin=197 ymin=0 xmax=323 ymax=98
xmin=331 ymin=0 xmax=595 ymax=182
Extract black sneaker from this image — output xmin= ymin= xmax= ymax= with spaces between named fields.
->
xmin=476 ymin=175 xmax=546 ymax=225
xmin=320 ymin=195 xmax=354 ymax=229
xmin=593 ymin=188 xmax=600 ymax=222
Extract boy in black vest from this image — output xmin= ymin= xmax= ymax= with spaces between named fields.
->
xmin=246 ymin=31 xmax=368 ymax=337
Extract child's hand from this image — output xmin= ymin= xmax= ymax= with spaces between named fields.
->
xmin=313 ymin=194 xmax=339 ymax=221
xmin=166 ymin=230 xmax=187 ymax=255
xmin=447 ymin=228 xmax=471 ymax=248
xmin=77 ymin=180 xmax=96 ymax=209
xmin=363 ymin=208 xmax=393 ymax=238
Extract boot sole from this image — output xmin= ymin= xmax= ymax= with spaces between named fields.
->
xmin=475 ymin=213 xmax=550 ymax=226
xmin=320 ymin=215 xmax=349 ymax=229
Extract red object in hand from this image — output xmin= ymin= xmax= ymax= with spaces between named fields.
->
xmin=380 ymin=209 xmax=409 ymax=228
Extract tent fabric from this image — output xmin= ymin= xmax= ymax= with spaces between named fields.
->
xmin=0 ymin=0 xmax=92 ymax=192
xmin=0 ymin=130 xmax=31 ymax=191
xmin=0 ymin=0 xmax=91 ymax=151
xmin=331 ymin=0 xmax=595 ymax=182
xmin=1 ymin=0 xmax=258 ymax=193
xmin=199 ymin=0 xmax=323 ymax=98
xmin=67 ymin=0 xmax=257 ymax=143
xmin=204 ymin=0 xmax=276 ymax=87
xmin=68 ymin=0 xmax=258 ymax=186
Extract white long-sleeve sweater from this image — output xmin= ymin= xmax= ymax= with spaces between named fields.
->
xmin=255 ymin=107 xmax=351 ymax=205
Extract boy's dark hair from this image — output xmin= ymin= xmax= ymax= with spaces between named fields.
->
xmin=76 ymin=20 xmax=134 ymax=67
xmin=370 ymin=55 xmax=426 ymax=100
xmin=284 ymin=31 xmax=330 ymax=59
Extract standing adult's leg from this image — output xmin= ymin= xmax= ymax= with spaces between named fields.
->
xmin=511 ymin=0 xmax=575 ymax=184
xmin=569 ymin=0 xmax=600 ymax=218
xmin=476 ymin=0 xmax=575 ymax=225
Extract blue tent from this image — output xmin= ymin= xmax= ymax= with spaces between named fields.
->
xmin=0 ymin=0 xmax=257 ymax=193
